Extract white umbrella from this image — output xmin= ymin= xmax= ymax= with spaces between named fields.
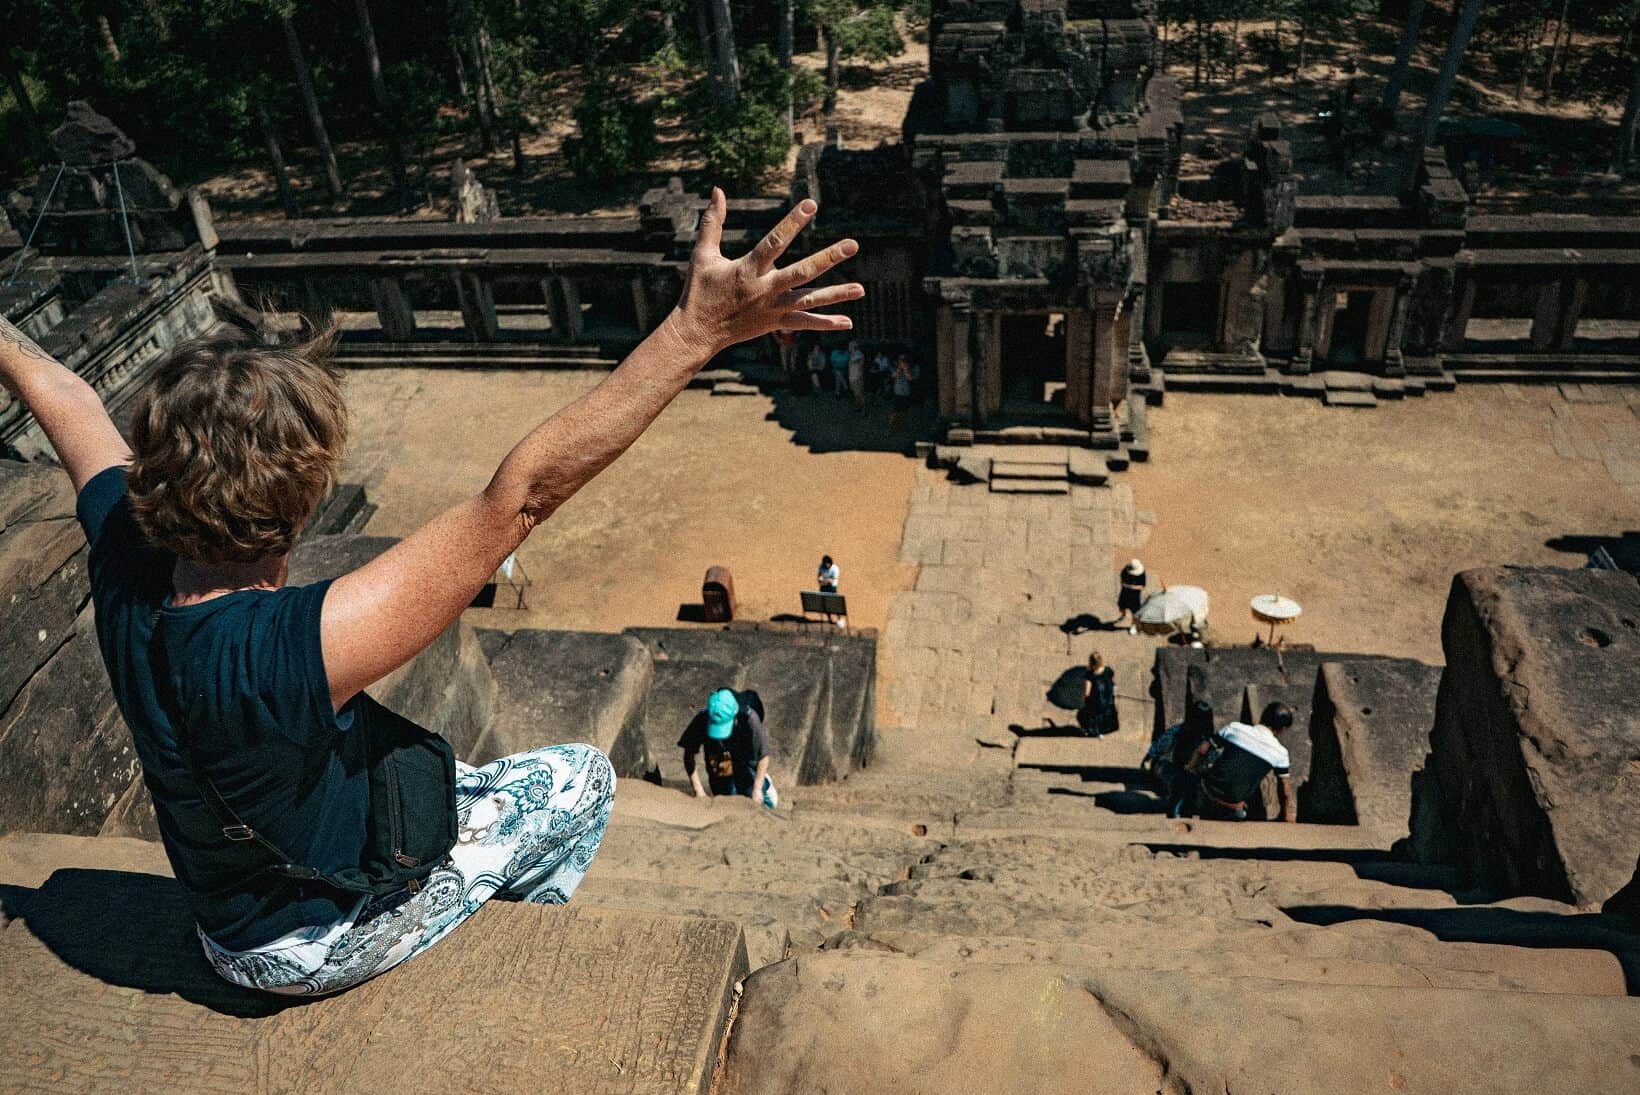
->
xmin=1136 ymin=588 xmax=1204 ymax=635
xmin=1251 ymin=594 xmax=1303 ymax=644
xmin=1167 ymin=585 xmax=1210 ymax=628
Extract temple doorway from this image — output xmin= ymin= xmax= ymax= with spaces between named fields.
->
xmin=1327 ymin=290 xmax=1374 ymax=366
xmin=1000 ymin=312 xmax=1067 ymax=415
xmin=1159 ymin=281 xmax=1217 ymax=348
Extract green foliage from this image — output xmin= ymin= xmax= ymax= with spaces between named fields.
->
xmin=699 ymin=95 xmax=789 ymax=186
xmin=809 ymin=0 xmax=907 ymax=63
xmin=562 ymin=75 xmax=658 ymax=183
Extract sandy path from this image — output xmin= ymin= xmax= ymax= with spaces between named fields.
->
xmin=1121 ymin=387 xmax=1639 ymax=664
xmin=346 ymin=368 xmax=919 ymax=634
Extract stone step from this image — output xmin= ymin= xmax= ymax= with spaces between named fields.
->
xmin=989 ymin=461 xmax=1068 ymax=480
xmin=573 ymin=873 xmax=861 ymax=951
xmin=820 ymin=926 xmax=1626 ymax=997
xmin=988 ymin=478 xmax=1070 ymax=494
xmin=721 ymin=955 xmax=1638 ymax=1093
xmin=1159 ymin=371 xmax=1285 ymax=395
xmin=1323 ymin=389 xmax=1379 ymax=408
xmin=0 ymin=854 xmax=746 ymax=1093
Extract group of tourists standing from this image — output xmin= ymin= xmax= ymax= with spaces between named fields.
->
xmin=775 ymin=331 xmax=919 ymax=428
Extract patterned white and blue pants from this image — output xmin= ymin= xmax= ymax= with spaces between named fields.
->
xmin=201 ymin=743 xmax=615 ymax=996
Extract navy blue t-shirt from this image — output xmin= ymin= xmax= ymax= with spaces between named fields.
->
xmin=78 ymin=466 xmax=372 ymax=950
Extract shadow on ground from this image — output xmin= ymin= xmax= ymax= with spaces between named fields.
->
xmin=1283 ymin=902 xmax=1640 ymax=995
xmin=3 ymin=869 xmax=300 ymax=1019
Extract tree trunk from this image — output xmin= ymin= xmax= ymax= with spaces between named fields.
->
xmin=253 ymin=99 xmax=301 ymax=219
xmin=1381 ymin=0 xmax=1427 ymax=113
xmin=1618 ymin=55 xmax=1640 ymax=173
xmin=1514 ymin=26 xmax=1533 ymax=101
xmin=780 ymin=0 xmax=795 ymax=136
xmin=476 ymin=25 xmax=520 ymax=170
xmin=1542 ymin=0 xmax=1571 ymax=102
xmin=279 ymin=13 xmax=345 ymax=205
xmin=1194 ymin=17 xmax=1204 ymax=89
xmin=0 ymin=50 xmax=47 ymax=159
xmin=97 ymin=13 xmax=121 ymax=62
xmin=824 ymin=29 xmax=840 ymax=112
xmin=1231 ymin=16 xmax=1241 ymax=82
xmin=450 ymin=41 xmax=470 ymax=100
xmin=456 ymin=0 xmax=496 ymax=151
xmin=1407 ymin=0 xmax=1484 ymax=187
xmin=706 ymin=0 xmax=741 ymax=105
xmin=353 ymin=0 xmax=411 ymax=209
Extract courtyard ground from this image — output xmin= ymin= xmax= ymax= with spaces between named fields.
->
xmin=342 ymin=368 xmax=919 ymax=634
xmin=346 ymin=366 xmax=1636 ymax=675
xmin=1123 ymin=385 xmax=1640 ymax=665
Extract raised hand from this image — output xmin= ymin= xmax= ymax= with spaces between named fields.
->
xmin=670 ymin=188 xmax=864 ymax=358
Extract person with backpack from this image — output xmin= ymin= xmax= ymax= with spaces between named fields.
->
xmin=1186 ymin=701 xmax=1298 ymax=822
xmin=680 ymin=688 xmax=778 ymax=809
xmin=0 ymin=188 xmax=857 ymax=996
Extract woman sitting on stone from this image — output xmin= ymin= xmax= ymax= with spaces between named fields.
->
xmin=1077 ymin=651 xmax=1120 ymax=737
xmin=0 ymin=190 xmax=861 ymax=996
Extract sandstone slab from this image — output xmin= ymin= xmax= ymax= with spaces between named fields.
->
xmin=718 ymin=952 xmax=1167 ymax=1095
xmin=0 ymin=865 xmax=746 ymax=1093
xmin=1302 ymin=657 xmax=1442 ymax=840
xmin=475 ymin=627 xmax=652 ymax=776
xmin=1410 ymin=567 xmax=1640 ymax=906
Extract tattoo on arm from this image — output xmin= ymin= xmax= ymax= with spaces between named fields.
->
xmin=0 ymin=316 xmax=55 ymax=365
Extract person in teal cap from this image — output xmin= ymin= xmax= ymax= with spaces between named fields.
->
xmin=679 ymin=688 xmax=776 ymax=807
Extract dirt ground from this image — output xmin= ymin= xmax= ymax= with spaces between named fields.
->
xmin=344 ymin=368 xmax=919 ymax=634
xmin=1121 ymin=386 xmax=1640 ymax=665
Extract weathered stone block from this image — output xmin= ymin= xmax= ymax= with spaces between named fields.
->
xmin=1409 ymin=567 xmax=1640 ymax=907
xmin=474 ymin=628 xmax=653 ymax=776
xmin=1301 ymin=658 xmax=1442 ymax=840
xmin=0 ymin=862 xmax=746 ymax=1093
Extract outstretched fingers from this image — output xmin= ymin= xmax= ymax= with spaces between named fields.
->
xmin=785 ymin=282 xmax=865 ymax=312
xmin=770 ymin=238 xmax=859 ymax=293
xmin=779 ymin=310 xmax=855 ymax=332
xmin=751 ymin=198 xmax=817 ymax=274
xmin=693 ymin=187 xmax=727 ymax=260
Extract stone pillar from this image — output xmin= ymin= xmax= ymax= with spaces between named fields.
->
xmin=454 ymin=272 xmax=499 ymax=342
xmin=557 ymin=277 xmax=584 ymax=341
xmin=1292 ymin=270 xmax=1323 ymax=373
xmin=935 ymin=304 xmax=957 ymax=417
xmin=370 ymin=276 xmax=416 ymax=341
xmin=543 ymin=278 xmax=570 ymax=341
xmin=1144 ymin=274 xmax=1165 ymax=342
xmin=1382 ymin=276 xmax=1417 ymax=375
xmin=950 ymin=309 xmax=974 ymax=419
xmin=1262 ymin=272 xmax=1289 ymax=356
xmin=1090 ymin=297 xmax=1120 ymax=412
xmin=630 ymin=275 xmax=654 ymax=334
xmin=1556 ymin=276 xmax=1586 ymax=351
xmin=1065 ymin=307 xmax=1093 ymax=424
xmin=302 ymin=277 xmax=334 ymax=326
xmin=1218 ymin=254 xmax=1253 ymax=352
xmin=1364 ymin=286 xmax=1395 ymax=364
xmin=1530 ymin=280 xmax=1562 ymax=350
xmin=1312 ymin=289 xmax=1338 ymax=365
xmin=1126 ymin=286 xmax=1151 ymax=383
xmin=1442 ymin=271 xmax=1475 ymax=351
xmin=978 ymin=310 xmax=1002 ymax=420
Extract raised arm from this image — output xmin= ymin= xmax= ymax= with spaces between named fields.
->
xmin=0 ymin=316 xmax=132 ymax=489
xmin=321 ymin=191 xmax=862 ymax=708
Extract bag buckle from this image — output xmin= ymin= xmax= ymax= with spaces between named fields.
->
xmin=222 ymin=824 xmax=257 ymax=842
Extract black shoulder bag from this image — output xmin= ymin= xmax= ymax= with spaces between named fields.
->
xmin=153 ymin=620 xmax=458 ymax=897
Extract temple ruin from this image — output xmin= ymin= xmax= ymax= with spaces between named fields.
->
xmin=2 ymin=3 xmax=1638 ymax=1090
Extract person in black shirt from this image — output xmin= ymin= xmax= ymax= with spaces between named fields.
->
xmin=1163 ymin=665 xmax=1215 ymax=817
xmin=1116 ymin=558 xmax=1146 ymax=633
xmin=1076 ymin=651 xmax=1119 ymax=737
xmin=1188 ymin=702 xmax=1298 ymax=822
xmin=0 ymin=188 xmax=861 ymax=994
xmin=679 ymin=689 xmax=775 ymax=806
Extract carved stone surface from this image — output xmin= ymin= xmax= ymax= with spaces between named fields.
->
xmin=0 ymin=855 xmax=747 ymax=1094
xmin=1409 ymin=566 xmax=1640 ymax=907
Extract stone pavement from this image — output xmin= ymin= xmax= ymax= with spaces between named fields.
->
xmin=1507 ymin=382 xmax=1640 ymax=490
xmin=879 ymin=465 xmax=1157 ymax=769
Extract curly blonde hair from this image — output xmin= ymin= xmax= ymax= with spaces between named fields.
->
xmin=127 ymin=326 xmax=347 ymax=564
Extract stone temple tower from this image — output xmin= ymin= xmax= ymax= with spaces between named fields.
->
xmin=911 ymin=0 xmax=1181 ymax=440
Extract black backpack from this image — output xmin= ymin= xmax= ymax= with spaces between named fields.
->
xmin=153 ymin=623 xmax=457 ymax=898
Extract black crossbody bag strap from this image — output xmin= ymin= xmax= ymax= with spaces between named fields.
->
xmin=148 ymin=613 xmax=326 ymax=888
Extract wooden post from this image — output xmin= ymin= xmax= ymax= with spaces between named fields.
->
xmin=370 ymin=277 xmax=416 ymax=341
